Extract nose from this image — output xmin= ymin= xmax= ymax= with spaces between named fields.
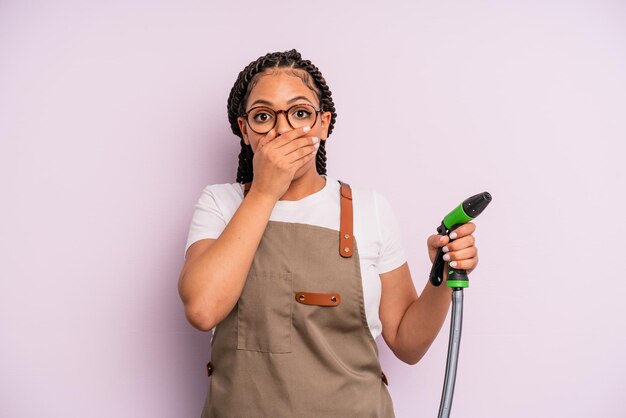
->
xmin=275 ymin=111 xmax=291 ymax=135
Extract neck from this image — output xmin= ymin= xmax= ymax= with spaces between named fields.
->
xmin=279 ymin=170 xmax=326 ymax=201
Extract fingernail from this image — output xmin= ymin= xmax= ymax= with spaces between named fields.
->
xmin=442 ymin=246 xmax=449 ymax=253
xmin=449 ymin=232 xmax=458 ymax=239
xmin=439 ymin=236 xmax=446 ymax=242
xmin=449 ymin=261 xmax=457 ymax=267
xmin=312 ymin=136 xmax=319 ymax=143
xmin=303 ymin=126 xmax=311 ymax=132
xmin=314 ymin=142 xmax=319 ymax=148
xmin=443 ymin=254 xmax=451 ymax=261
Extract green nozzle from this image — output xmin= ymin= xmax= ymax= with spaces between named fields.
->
xmin=442 ymin=192 xmax=492 ymax=230
xmin=429 ymin=192 xmax=492 ymax=289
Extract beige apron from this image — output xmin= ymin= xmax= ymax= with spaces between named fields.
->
xmin=201 ymin=179 xmax=395 ymax=418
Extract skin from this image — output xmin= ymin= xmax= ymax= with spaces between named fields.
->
xmin=177 ymin=67 xmax=479 ymax=365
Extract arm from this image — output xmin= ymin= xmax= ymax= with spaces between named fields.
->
xmin=379 ymin=223 xmax=478 ymax=365
xmin=178 ymin=189 xmax=277 ymax=331
xmin=177 ymin=125 xmax=318 ymax=332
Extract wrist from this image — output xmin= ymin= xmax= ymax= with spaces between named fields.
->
xmin=246 ymin=188 xmax=278 ymax=208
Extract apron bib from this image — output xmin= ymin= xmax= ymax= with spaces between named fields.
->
xmin=201 ymin=179 xmax=395 ymax=418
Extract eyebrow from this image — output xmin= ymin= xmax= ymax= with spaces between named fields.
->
xmin=249 ymin=95 xmax=314 ymax=107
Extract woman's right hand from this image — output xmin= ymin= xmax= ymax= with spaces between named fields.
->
xmin=250 ymin=125 xmax=320 ymax=201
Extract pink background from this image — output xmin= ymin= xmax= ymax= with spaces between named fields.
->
xmin=1 ymin=1 xmax=625 ymax=417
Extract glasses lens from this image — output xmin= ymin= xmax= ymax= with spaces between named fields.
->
xmin=247 ymin=107 xmax=276 ymax=133
xmin=287 ymin=104 xmax=317 ymax=130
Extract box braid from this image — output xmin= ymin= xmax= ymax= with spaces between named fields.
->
xmin=226 ymin=49 xmax=337 ymax=184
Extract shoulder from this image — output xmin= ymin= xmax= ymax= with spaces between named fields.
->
xmin=192 ymin=181 xmax=244 ymax=220
xmin=196 ymin=181 xmax=244 ymax=202
xmin=199 ymin=181 xmax=243 ymax=196
xmin=348 ymin=182 xmax=401 ymax=240
xmin=342 ymin=181 xmax=391 ymax=231
xmin=340 ymin=180 xmax=390 ymax=212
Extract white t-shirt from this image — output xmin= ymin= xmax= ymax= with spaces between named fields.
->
xmin=184 ymin=174 xmax=407 ymax=340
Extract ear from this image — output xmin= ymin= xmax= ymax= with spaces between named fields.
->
xmin=320 ymin=111 xmax=332 ymax=141
xmin=237 ymin=116 xmax=249 ymax=145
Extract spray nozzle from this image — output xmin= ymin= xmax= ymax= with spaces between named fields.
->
xmin=430 ymin=192 xmax=492 ymax=287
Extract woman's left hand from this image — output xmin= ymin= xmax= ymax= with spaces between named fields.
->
xmin=427 ymin=222 xmax=479 ymax=276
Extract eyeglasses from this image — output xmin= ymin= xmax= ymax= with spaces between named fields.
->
xmin=240 ymin=103 xmax=322 ymax=134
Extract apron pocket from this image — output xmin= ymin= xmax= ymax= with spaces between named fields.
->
xmin=237 ymin=272 xmax=293 ymax=353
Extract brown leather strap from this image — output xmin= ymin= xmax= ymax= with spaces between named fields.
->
xmin=295 ymin=291 xmax=341 ymax=307
xmin=338 ymin=180 xmax=354 ymax=258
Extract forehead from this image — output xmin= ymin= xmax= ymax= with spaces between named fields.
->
xmin=247 ymin=68 xmax=318 ymax=105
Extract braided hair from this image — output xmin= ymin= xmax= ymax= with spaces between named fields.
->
xmin=227 ymin=49 xmax=337 ymax=183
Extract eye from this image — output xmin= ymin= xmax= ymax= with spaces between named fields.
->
xmin=252 ymin=111 xmax=274 ymax=123
xmin=290 ymin=106 xmax=313 ymax=119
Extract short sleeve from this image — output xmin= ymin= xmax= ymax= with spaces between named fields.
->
xmin=184 ymin=185 xmax=227 ymax=259
xmin=373 ymin=190 xmax=408 ymax=274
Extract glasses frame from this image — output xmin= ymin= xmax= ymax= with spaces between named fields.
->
xmin=240 ymin=103 xmax=322 ymax=134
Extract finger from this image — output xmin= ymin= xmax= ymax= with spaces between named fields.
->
xmin=427 ymin=234 xmax=449 ymax=249
xmin=287 ymin=143 xmax=319 ymax=164
xmin=443 ymin=246 xmax=477 ymax=262
xmin=272 ymin=126 xmax=312 ymax=149
xmin=290 ymin=146 xmax=318 ymax=166
xmin=283 ymin=136 xmax=319 ymax=157
xmin=449 ymin=222 xmax=476 ymax=239
xmin=466 ymin=255 xmax=479 ymax=275
xmin=442 ymin=234 xmax=475 ymax=252
xmin=257 ymin=128 xmax=278 ymax=149
xmin=448 ymin=256 xmax=478 ymax=271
